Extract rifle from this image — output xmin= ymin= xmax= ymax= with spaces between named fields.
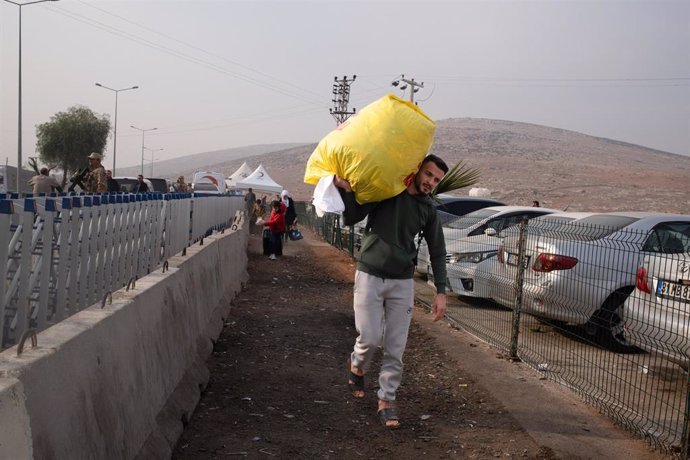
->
xmin=68 ymin=167 xmax=90 ymax=192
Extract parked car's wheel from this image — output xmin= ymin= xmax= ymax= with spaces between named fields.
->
xmin=592 ymin=288 xmax=639 ymax=353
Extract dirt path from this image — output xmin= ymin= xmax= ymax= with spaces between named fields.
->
xmin=172 ymin=229 xmax=563 ymax=459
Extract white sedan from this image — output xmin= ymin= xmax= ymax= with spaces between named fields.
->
xmin=492 ymin=212 xmax=690 ymax=351
xmin=623 ymin=247 xmax=690 ymax=369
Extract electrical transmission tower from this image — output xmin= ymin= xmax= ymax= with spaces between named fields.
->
xmin=391 ymin=74 xmax=424 ymax=104
xmin=329 ymin=75 xmax=357 ymax=125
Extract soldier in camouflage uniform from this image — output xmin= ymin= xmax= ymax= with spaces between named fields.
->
xmin=85 ymin=152 xmax=108 ymax=193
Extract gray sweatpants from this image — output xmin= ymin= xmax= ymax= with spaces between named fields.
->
xmin=350 ymin=270 xmax=414 ymax=402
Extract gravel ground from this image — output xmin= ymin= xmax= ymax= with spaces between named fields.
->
xmin=172 ymin=230 xmax=558 ymax=459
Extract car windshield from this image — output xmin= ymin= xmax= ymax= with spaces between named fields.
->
xmin=552 ymin=215 xmax=640 ymax=241
xmin=446 ymin=209 xmax=499 ymax=229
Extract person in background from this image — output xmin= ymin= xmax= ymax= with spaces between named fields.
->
xmin=532 ymin=200 xmax=540 ymax=207
xmin=134 ymin=175 xmax=149 ymax=193
xmin=245 ymin=187 xmax=256 ymax=215
xmin=262 ymin=200 xmax=285 ymax=260
xmin=175 ymin=176 xmax=189 ymax=192
xmin=253 ymin=199 xmax=264 ymax=219
xmin=106 ymin=170 xmax=120 ymax=192
xmin=251 ymin=198 xmax=264 ymax=235
xmin=333 ymin=154 xmax=449 ymax=429
xmin=29 ymin=167 xmax=62 ymax=194
xmin=261 ymin=195 xmax=269 ymax=215
xmin=85 ymin=152 xmax=108 ymax=193
xmin=281 ymin=190 xmax=297 ymax=241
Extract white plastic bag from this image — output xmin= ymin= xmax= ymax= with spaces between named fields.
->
xmin=312 ymin=175 xmax=345 ymax=217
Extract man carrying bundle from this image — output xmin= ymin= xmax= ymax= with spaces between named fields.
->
xmin=334 ymin=154 xmax=448 ymax=429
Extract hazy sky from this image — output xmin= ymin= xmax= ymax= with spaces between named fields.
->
xmin=1 ymin=0 xmax=689 ymax=174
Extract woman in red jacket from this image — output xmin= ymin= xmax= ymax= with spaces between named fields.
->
xmin=263 ymin=200 xmax=286 ymax=259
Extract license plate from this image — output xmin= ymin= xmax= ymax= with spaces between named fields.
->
xmin=507 ymin=253 xmax=530 ymax=269
xmin=656 ymin=279 xmax=690 ymax=302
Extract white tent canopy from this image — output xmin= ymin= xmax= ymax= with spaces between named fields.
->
xmin=226 ymin=162 xmax=254 ymax=188
xmin=235 ymin=163 xmax=283 ymax=193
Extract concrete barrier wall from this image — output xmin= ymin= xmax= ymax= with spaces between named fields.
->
xmin=0 ymin=220 xmax=249 ymax=459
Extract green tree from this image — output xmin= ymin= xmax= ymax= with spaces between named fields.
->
xmin=35 ymin=105 xmax=110 ymax=185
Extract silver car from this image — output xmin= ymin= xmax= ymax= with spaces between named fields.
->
xmin=492 ymin=212 xmax=690 ymax=351
xmin=623 ymin=247 xmax=690 ymax=369
xmin=445 ymin=212 xmax=593 ymax=298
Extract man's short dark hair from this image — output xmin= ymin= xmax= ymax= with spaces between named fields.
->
xmin=421 ymin=154 xmax=449 ymax=174
xmin=40 ymin=167 xmax=49 ymax=175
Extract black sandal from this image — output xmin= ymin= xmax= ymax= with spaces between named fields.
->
xmin=347 ymin=361 xmax=365 ymax=398
xmin=377 ymin=407 xmax=400 ymax=429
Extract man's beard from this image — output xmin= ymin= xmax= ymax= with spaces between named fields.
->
xmin=414 ymin=174 xmax=430 ymax=196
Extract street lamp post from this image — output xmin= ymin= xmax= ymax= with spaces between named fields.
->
xmin=143 ymin=147 xmax=163 ymax=177
xmin=95 ymin=83 xmax=138 ymax=176
xmin=3 ymin=0 xmax=60 ymax=192
xmin=131 ymin=125 xmax=157 ymax=176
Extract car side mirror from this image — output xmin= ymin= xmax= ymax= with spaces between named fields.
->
xmin=485 ymin=228 xmax=497 ymax=236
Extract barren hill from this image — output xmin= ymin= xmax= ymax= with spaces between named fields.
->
xmin=427 ymin=118 xmax=690 ymax=213
xmin=116 ymin=143 xmax=305 ymax=179
xmin=171 ymin=119 xmax=690 ymax=214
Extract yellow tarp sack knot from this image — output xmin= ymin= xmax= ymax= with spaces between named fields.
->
xmin=304 ymin=94 xmax=435 ymax=204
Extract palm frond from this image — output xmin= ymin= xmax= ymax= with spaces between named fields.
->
xmin=432 ymin=161 xmax=481 ymax=199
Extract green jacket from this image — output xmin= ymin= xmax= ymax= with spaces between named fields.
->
xmin=339 ymin=189 xmax=447 ymax=294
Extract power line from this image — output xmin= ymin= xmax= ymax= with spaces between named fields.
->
xmin=426 ymin=75 xmax=690 ymax=82
xmin=417 ymin=75 xmax=690 ymax=88
xmin=73 ymin=0 xmax=327 ymax=103
xmin=119 ymin=105 xmax=327 ymax=138
xmin=43 ymin=3 xmax=329 ymax=106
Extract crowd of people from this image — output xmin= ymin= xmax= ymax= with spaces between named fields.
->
xmin=28 ymin=152 xmax=197 ymax=195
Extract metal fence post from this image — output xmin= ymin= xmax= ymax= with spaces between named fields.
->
xmin=0 ymin=200 xmax=14 ymax=347
xmin=15 ymin=198 xmax=36 ymax=336
xmin=509 ymin=219 xmax=528 ymax=360
xmin=325 ymin=215 xmax=330 ymax=240
xmin=348 ymin=225 xmax=355 ymax=257
xmin=331 ymin=215 xmax=342 ymax=249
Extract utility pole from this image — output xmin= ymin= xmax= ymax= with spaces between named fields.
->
xmin=391 ymin=74 xmax=424 ymax=104
xmin=329 ymin=75 xmax=356 ymax=125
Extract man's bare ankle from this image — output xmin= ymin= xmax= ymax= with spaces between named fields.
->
xmin=378 ymin=400 xmax=393 ymax=410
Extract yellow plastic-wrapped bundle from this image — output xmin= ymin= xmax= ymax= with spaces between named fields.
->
xmin=304 ymin=93 xmax=435 ymax=204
